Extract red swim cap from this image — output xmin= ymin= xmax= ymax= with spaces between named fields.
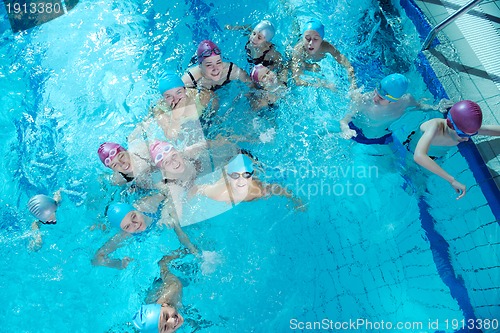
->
xmin=448 ymin=100 xmax=482 ymax=133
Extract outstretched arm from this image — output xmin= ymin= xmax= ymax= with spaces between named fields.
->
xmin=407 ymin=97 xmax=454 ymax=113
xmin=325 ymin=42 xmax=357 ymax=90
xmin=230 ymin=63 xmax=252 ymax=84
xmin=478 ymin=125 xmax=500 ymax=136
xmin=413 ymin=120 xmax=466 ymax=199
xmin=92 ymin=232 xmax=133 ymax=269
xmin=28 ymin=221 xmax=43 ymax=252
xmin=224 ymin=24 xmax=252 ymax=32
xmin=265 ymin=183 xmax=306 ymax=211
xmin=158 ymin=200 xmax=198 ymax=255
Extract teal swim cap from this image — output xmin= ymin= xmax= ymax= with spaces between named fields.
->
xmin=226 ymin=154 xmax=254 ymax=174
xmin=106 ymin=202 xmax=134 ymax=229
xmin=302 ymin=18 xmax=324 ymax=39
xmin=378 ymin=73 xmax=409 ymax=102
xmin=159 ymin=73 xmax=185 ymax=94
xmin=132 ymin=304 xmax=161 ymax=332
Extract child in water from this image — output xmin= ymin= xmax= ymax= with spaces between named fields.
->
xmin=226 ymin=19 xmax=283 ymax=72
xmin=414 ymin=100 xmax=500 ymax=199
xmin=291 ymin=18 xmax=356 ymax=90
xmin=132 ymin=249 xmax=191 ymax=333
xmin=27 ymin=190 xmax=62 ymax=251
xmin=193 ymin=153 xmax=306 ymax=210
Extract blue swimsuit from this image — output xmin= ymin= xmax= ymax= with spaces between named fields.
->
xmin=348 ymin=121 xmax=394 ymax=145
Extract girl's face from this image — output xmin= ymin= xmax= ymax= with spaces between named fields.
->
xmin=303 ymin=30 xmax=322 ymax=54
xmin=109 ymin=151 xmax=133 ymax=174
xmin=250 ymin=30 xmax=266 ymax=46
xmin=200 ymin=55 xmax=223 ymax=81
xmin=258 ymin=67 xmax=278 ymax=87
xmin=373 ymin=90 xmax=391 ymax=106
xmin=159 ymin=304 xmax=184 ymax=333
xmin=163 ymin=87 xmax=187 ymax=109
xmin=160 ymin=149 xmax=186 ymax=175
xmin=228 ymin=171 xmax=253 ymax=195
xmin=120 ymin=211 xmax=146 ymax=234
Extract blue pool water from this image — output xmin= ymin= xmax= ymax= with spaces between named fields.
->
xmin=0 ymin=0 xmax=499 ymax=332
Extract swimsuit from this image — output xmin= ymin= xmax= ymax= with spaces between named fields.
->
xmin=348 ymin=121 xmax=393 ymax=145
xmin=245 ymin=42 xmax=276 ymax=68
xmin=186 ymin=62 xmax=234 ymax=91
xmin=120 ymin=172 xmax=135 ymax=183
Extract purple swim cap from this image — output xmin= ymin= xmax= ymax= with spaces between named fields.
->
xmin=447 ymin=100 xmax=483 ymax=133
xmin=197 ymin=40 xmax=221 ymax=63
xmin=98 ymin=142 xmax=126 ymax=167
xmin=251 ymin=64 xmax=265 ymax=83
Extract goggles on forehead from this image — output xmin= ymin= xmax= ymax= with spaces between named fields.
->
xmin=447 ymin=113 xmax=478 ymax=138
xmin=154 ymin=144 xmax=174 ymax=165
xmin=199 ymin=47 xmax=221 ymax=60
xmin=104 ymin=148 xmax=120 ymax=167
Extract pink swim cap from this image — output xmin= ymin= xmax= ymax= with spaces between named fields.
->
xmin=197 ymin=40 xmax=221 ymax=63
xmin=447 ymin=100 xmax=483 ymax=133
xmin=98 ymin=142 xmax=126 ymax=167
xmin=149 ymin=140 xmax=174 ymax=167
xmin=251 ymin=64 xmax=265 ymax=83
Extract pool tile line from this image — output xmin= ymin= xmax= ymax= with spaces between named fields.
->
xmin=417 ymin=197 xmax=481 ymax=333
xmin=459 ymin=141 xmax=500 ymax=222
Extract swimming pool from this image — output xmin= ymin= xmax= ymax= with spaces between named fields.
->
xmin=1 ymin=0 xmax=499 ymax=332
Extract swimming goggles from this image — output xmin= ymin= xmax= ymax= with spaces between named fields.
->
xmin=199 ymin=47 xmax=221 ymax=59
xmin=154 ymin=144 xmax=174 ymax=165
xmin=376 ymin=83 xmax=399 ymax=101
xmin=39 ymin=219 xmax=57 ymax=225
xmin=104 ymin=148 xmax=120 ymax=167
xmin=447 ymin=113 xmax=478 ymax=138
xmin=228 ymin=171 xmax=254 ymax=179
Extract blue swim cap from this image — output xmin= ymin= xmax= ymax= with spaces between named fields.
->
xmin=107 ymin=202 xmax=134 ymax=229
xmin=158 ymin=73 xmax=185 ymax=94
xmin=378 ymin=74 xmax=409 ymax=102
xmin=226 ymin=154 xmax=254 ymax=174
xmin=27 ymin=194 xmax=58 ymax=222
xmin=132 ymin=304 xmax=161 ymax=333
xmin=302 ymin=18 xmax=324 ymax=39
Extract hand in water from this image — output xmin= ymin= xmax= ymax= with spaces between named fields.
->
xmin=121 ymin=256 xmax=133 ymax=269
xmin=450 ymin=179 xmax=466 ymax=200
xmin=340 ymin=127 xmax=357 ymax=140
xmin=437 ymin=98 xmax=454 ymax=113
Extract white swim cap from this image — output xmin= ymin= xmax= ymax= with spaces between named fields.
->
xmin=27 ymin=194 xmax=58 ymax=222
xmin=254 ymin=20 xmax=275 ymax=42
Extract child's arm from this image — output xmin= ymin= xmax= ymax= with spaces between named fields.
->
xmin=339 ymin=111 xmax=358 ymax=139
xmin=193 ymin=180 xmax=226 ymax=201
xmin=478 ymin=125 xmax=500 ymax=136
xmin=413 ymin=120 xmax=466 ymax=199
xmin=224 ymin=24 xmax=252 ymax=32
xmin=265 ymin=183 xmax=307 ymax=211
xmin=134 ymin=192 xmax=168 ymax=213
xmin=230 ymin=63 xmax=252 ymax=84
xmin=92 ymin=232 xmax=133 ymax=269
xmin=324 ymin=42 xmax=357 ymax=90
xmin=407 ymin=97 xmax=453 ymax=113
xmin=28 ymin=221 xmax=43 ymax=252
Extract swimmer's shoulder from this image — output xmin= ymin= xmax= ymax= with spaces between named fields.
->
xmin=420 ymin=118 xmax=445 ymax=133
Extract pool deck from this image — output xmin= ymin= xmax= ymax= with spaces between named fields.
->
xmin=412 ymin=0 xmax=500 ymax=188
